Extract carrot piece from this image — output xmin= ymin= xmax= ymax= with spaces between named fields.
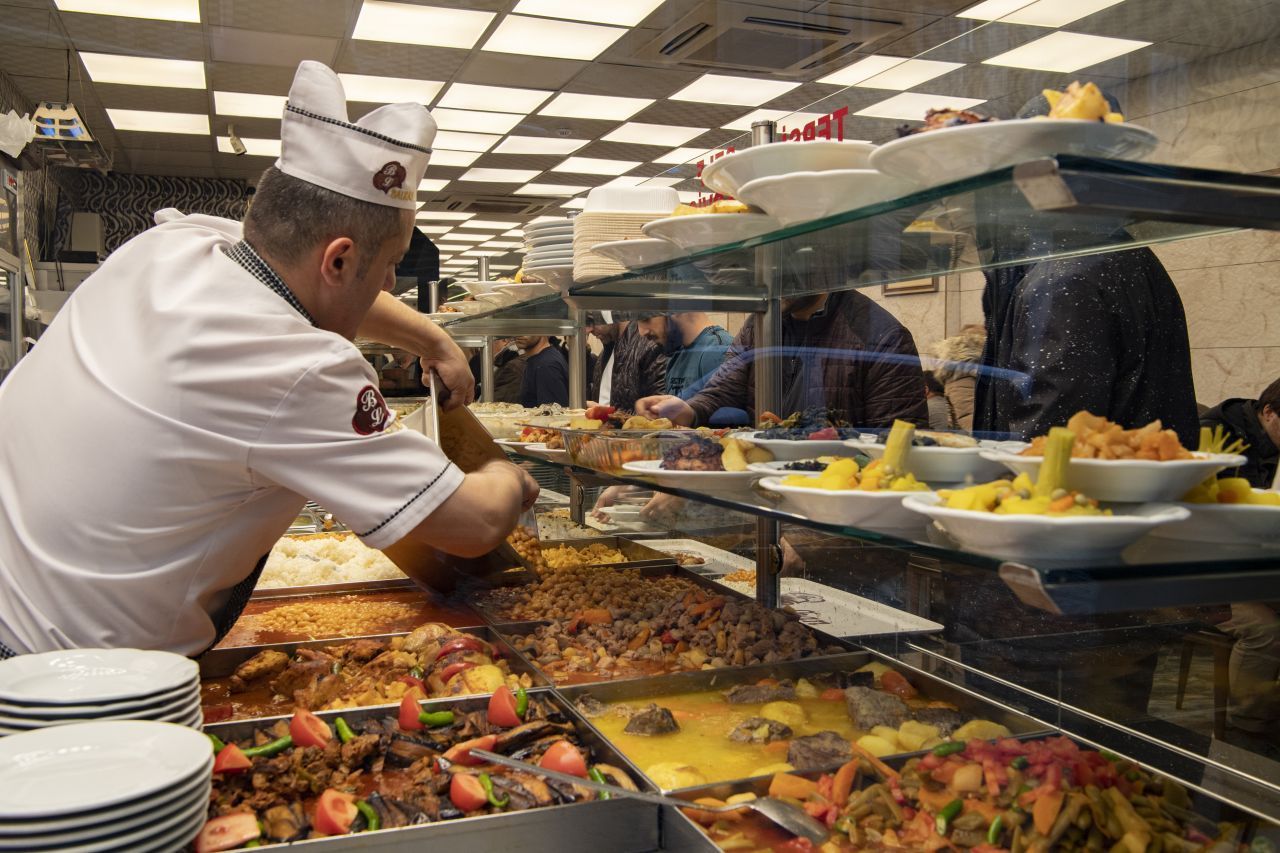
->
xmin=688 ymin=595 xmax=726 ymax=617
xmin=831 ymin=760 xmax=859 ymax=805
xmin=763 ymin=739 xmax=791 ymax=754
xmin=768 ymin=773 xmax=820 ymax=801
xmin=820 ymin=688 xmax=845 ymax=701
xmin=580 ymin=608 xmax=613 ymax=625
xmin=1033 ymin=788 xmax=1065 ymax=836
xmin=850 ymin=742 xmax=899 ymax=781
xmin=1048 ymin=494 xmax=1076 ymax=513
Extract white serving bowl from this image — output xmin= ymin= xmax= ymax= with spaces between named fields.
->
xmin=746 ymin=459 xmax=839 ymax=477
xmin=744 ymin=432 xmax=852 ymax=461
xmin=980 ymin=450 xmax=1247 ymax=503
xmin=521 ymin=264 xmax=574 ymax=291
xmin=759 ymin=476 xmax=925 ymax=528
xmin=870 ymin=119 xmax=1158 ymax=186
xmin=846 ymin=439 xmax=1024 ymax=484
xmin=1149 ymin=495 xmax=1280 ymax=545
xmin=622 ymin=459 xmax=760 ymax=492
xmin=903 ymin=492 xmax=1189 ymax=561
xmin=736 ymin=169 xmax=919 ymax=227
xmin=588 ymin=238 xmax=685 ymax=271
xmin=475 ymin=291 xmax=517 ymax=308
xmin=460 ymin=280 xmax=503 ymax=296
xmin=700 ymin=140 xmax=878 ymax=198
xmin=641 ymin=213 xmax=780 ymax=253
xmin=494 ymin=282 xmax=556 ymax=300
xmin=439 ymin=300 xmax=486 ymax=315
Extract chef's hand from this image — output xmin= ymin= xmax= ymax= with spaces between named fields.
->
xmin=590 ymin=485 xmax=635 ymax=520
xmin=419 ymin=348 xmax=475 ymax=411
xmin=481 ymin=459 xmax=540 ymax=511
xmin=635 ymin=395 xmax=695 ymax=426
xmin=639 ymin=492 xmax=683 ymax=523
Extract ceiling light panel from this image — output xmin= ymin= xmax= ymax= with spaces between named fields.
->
xmin=960 ymin=0 xmax=1126 ymax=27
xmin=416 ymin=211 xmax=475 ymax=221
xmin=602 ymin=122 xmax=706 ymax=147
xmin=55 ymin=0 xmax=198 ymax=22
xmin=418 ymin=178 xmax=450 ymax=191
xmin=432 ymin=130 xmax=500 ymax=152
xmin=512 ymin=0 xmax=665 ymax=26
xmin=79 ymin=53 xmax=205 ymax=89
xmin=670 ymin=74 xmax=800 ymax=107
xmin=815 ymin=55 xmax=901 ymax=87
xmin=438 ymin=83 xmax=554 ymax=113
xmin=722 ymin=109 xmax=823 ymax=132
xmin=493 ymin=135 xmax=588 ymax=155
xmin=553 ymin=156 xmax=640 ymax=176
xmin=459 ymin=220 xmax=521 ymax=229
xmin=855 ymin=92 xmax=986 ymax=120
xmin=460 ymin=168 xmax=542 ymax=183
xmin=107 ymin=108 xmax=209 ymax=134
xmin=653 ymin=146 xmax=712 ymax=164
xmin=430 ymin=149 xmax=481 ymax=167
xmin=432 ymin=108 xmax=525 ymax=134
xmin=338 ymin=73 xmax=443 ymax=104
xmin=443 ymin=232 xmax=490 ymax=242
xmin=482 ymin=240 xmax=524 ymax=248
xmin=603 ymin=176 xmax=681 ymax=188
xmin=818 ymin=56 xmax=965 ymax=91
xmin=516 ymin=183 xmax=590 ymax=196
xmin=353 ymin=1 xmax=495 ymax=49
xmin=435 ymin=243 xmax=473 ymax=252
xmin=214 ymin=91 xmax=285 ymax=118
xmin=482 ymin=14 xmax=628 ymax=61
xmin=503 ymin=229 xmax=522 ymax=236
xmin=984 ymin=31 xmax=1150 ymax=71
xmin=465 ymin=250 xmax=507 ymax=257
xmin=216 ymin=136 xmax=279 ymax=156
xmin=539 ymin=92 xmax=653 ymax=120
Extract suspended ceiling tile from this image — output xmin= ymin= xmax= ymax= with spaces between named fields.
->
xmin=904 ymin=21 xmax=1046 ymax=64
xmin=206 ymin=62 xmax=297 ymax=95
xmin=0 ymin=0 xmax=60 ymax=7
xmin=575 ymin=138 xmax=689 ymax=161
xmin=208 ymin=115 xmax=281 ymax=138
xmin=1069 ymin=0 xmax=1271 ymax=47
xmin=91 ymin=82 xmax=210 ymax=113
xmin=758 ymin=81 xmax=843 ymax=110
xmin=127 ymin=149 xmax=216 ymax=168
xmin=1087 ymin=41 xmax=1222 ymax=80
xmin=210 ymin=27 xmax=339 ymax=67
xmin=0 ymin=6 xmax=63 ymax=48
xmin=7 ymin=74 xmax=78 ymax=104
xmin=335 ymin=40 xmax=467 ymax=81
xmin=110 ymin=130 xmax=215 ymax=151
xmin=469 ymin=152 xmax=562 ymax=171
xmin=62 ymin=14 xmax=206 ymax=60
xmin=455 ymin=53 xmax=584 ymax=89
xmin=0 ymin=45 xmax=84 ymax=79
xmin=203 ymin=0 xmax=357 ymax=39
xmin=631 ymin=99 xmax=742 ymax=128
xmin=516 ymin=114 xmax=622 ymax=140
xmin=560 ymin=62 xmax=696 ymax=99
xmin=819 ymin=0 xmax=970 ymax=13
xmin=877 ymin=16 xmax=981 ymax=58
xmin=685 ymin=128 xmax=747 ymax=150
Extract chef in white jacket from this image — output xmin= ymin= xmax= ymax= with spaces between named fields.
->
xmin=0 ymin=61 xmax=537 ymax=657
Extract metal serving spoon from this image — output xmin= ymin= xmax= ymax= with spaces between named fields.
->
xmin=471 ymin=749 xmax=829 ymax=845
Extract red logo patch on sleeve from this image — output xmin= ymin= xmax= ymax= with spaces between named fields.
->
xmin=352 ymin=385 xmax=391 ymax=435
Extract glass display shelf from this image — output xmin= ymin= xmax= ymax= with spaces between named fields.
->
xmin=564 ymin=155 xmax=1280 ymax=309
xmin=503 ymin=447 xmax=1280 ymax=617
xmin=436 ymin=293 xmax=573 ymax=336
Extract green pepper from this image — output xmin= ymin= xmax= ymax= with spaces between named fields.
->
xmin=418 ymin=710 xmax=455 ymax=727
xmin=245 ymin=842 xmax=263 ymax=849
xmin=1125 ymin=770 xmax=1141 ymax=782
xmin=935 ymin=799 xmax=963 ymax=835
xmin=335 ymin=717 xmax=356 ymax=745
xmin=515 ymin=685 xmax=528 ymax=720
xmin=242 ymin=735 xmax=293 ymax=758
xmin=1009 ymin=756 xmax=1029 ymax=770
xmin=479 ymin=773 xmax=509 ymax=808
xmin=410 ymin=666 xmax=424 ymax=680
xmin=588 ymin=766 xmax=611 ymax=800
xmin=987 ymin=814 xmax=1004 ymax=844
xmin=932 ymin=742 xmax=966 ymax=757
xmin=1100 ymin=750 xmax=1123 ymax=763
xmin=356 ymin=799 xmax=381 ymax=832
xmin=207 ymin=733 xmax=226 ymax=754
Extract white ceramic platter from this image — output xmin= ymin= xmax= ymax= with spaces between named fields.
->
xmin=845 ymin=439 xmax=1025 ymax=484
xmin=1149 ymin=496 xmax=1280 ymax=545
xmin=587 ymin=238 xmax=685 ymax=271
xmin=0 ymin=650 xmax=197 ymax=705
xmin=980 ymin=450 xmax=1247 ymax=503
xmin=622 ymin=459 xmax=761 ymax=491
xmin=759 ymin=476 xmax=925 ymax=528
xmin=700 ymin=140 xmax=877 ymax=198
xmin=641 ymin=213 xmax=779 ymax=253
xmin=743 ymin=432 xmax=853 ymax=461
xmin=735 ymin=169 xmax=919 ymax=227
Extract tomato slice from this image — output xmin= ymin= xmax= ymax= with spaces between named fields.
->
xmin=399 ymin=694 xmax=424 ymax=731
xmin=880 ymin=671 xmax=918 ymax=700
xmin=314 ymin=789 xmax=358 ymax=836
xmin=443 ymin=734 xmax=498 ymax=766
xmin=194 ymin=812 xmax=261 ymax=853
xmin=289 ymin=708 xmax=332 ymax=748
xmin=487 ymin=686 xmax=521 ymax=728
xmin=436 ymin=636 xmax=488 ymax=659
xmin=438 ymin=661 xmax=477 ymax=684
xmin=539 ymin=741 xmax=588 ymax=778
xmin=212 ymin=743 xmax=252 ymax=774
xmin=450 ymin=773 xmax=489 ymax=812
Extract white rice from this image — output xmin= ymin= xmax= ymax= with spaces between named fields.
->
xmin=256 ymin=534 xmax=406 ymax=589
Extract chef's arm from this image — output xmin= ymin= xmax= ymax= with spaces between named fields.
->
xmin=358 ymin=292 xmax=475 ymax=409
xmin=406 ymin=460 xmax=539 ymax=558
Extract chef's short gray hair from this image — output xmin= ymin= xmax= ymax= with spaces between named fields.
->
xmin=244 ymin=166 xmax=403 ymax=273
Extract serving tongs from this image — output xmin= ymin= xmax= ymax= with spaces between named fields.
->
xmin=471 ymin=749 xmax=828 ymax=845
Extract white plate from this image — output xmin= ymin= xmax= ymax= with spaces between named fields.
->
xmin=521 ymin=265 xmax=574 ymax=290
xmin=846 ymin=439 xmax=1023 ymax=484
xmin=0 ymin=721 xmax=212 ymax=818
xmin=438 ymin=300 xmax=486 ymax=315
xmin=522 ymin=220 xmax=574 ymax=234
xmin=870 ymin=119 xmax=1159 ymax=186
xmin=980 ymin=450 xmax=1247 ymax=503
xmin=736 ymin=169 xmax=919 ymax=227
xmin=759 ymin=476 xmax=925 ymax=528
xmin=525 ymin=247 xmax=574 ymax=259
xmin=0 ymin=693 xmax=200 ymax=725
xmin=746 ymin=459 xmax=841 ymax=477
xmin=493 ymin=283 xmax=556 ymax=301
xmin=525 ymin=443 xmax=570 ymax=463
xmin=743 ymin=432 xmax=853 ymax=461
xmin=642 ymin=539 xmax=755 ymax=576
xmin=716 ymin=577 xmax=945 ymax=637
xmin=526 ymin=232 xmax=574 ymax=248
xmin=0 ymin=678 xmax=196 ymax=717
xmin=495 ymin=439 xmax=541 ymax=450
xmin=460 ymin=280 xmax=503 ymax=296
xmin=52 ymin=792 xmax=207 ymax=853
xmin=0 ymin=650 xmax=197 ymax=705
xmin=587 ymin=237 xmax=685 ymax=271
xmin=903 ymin=492 xmax=1189 ymax=561
xmin=1149 ymin=496 xmax=1280 ymax=545
xmin=700 ymin=140 xmax=877 ymax=198
xmin=622 ymin=459 xmax=761 ymax=491
xmin=642 ymin=213 xmax=779 ymax=253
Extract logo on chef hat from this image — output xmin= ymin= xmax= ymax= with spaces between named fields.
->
xmin=372 ymin=161 xmax=407 ymax=195
xmin=353 ymin=384 xmax=392 ymax=435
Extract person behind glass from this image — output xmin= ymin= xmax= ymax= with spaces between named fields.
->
xmin=931 ymin=324 xmax=985 ymax=431
xmin=1200 ymin=376 xmax=1280 ymax=488
xmin=635 ymin=292 xmax=928 ymax=428
xmin=924 ymin=372 xmax=957 ymax=431
xmin=585 ymin=310 xmax=667 ymax=411
xmin=635 ymin=311 xmax=733 ymax=399
xmin=515 ymin=334 xmax=568 ymax=407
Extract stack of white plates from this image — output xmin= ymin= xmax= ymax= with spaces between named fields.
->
xmin=522 ymin=219 xmax=575 ymax=290
xmin=0 ymin=720 xmax=213 ymax=852
xmin=0 ymin=649 xmax=202 ymax=736
xmin=574 ymin=186 xmax=680 ymax=283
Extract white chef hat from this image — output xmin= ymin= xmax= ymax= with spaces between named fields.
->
xmin=276 ymin=61 xmax=436 ymax=210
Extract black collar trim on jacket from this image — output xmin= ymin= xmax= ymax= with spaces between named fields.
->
xmin=224 ymin=240 xmax=317 ymax=326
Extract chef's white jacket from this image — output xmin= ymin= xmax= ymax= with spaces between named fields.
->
xmin=0 ymin=211 xmax=463 ymax=656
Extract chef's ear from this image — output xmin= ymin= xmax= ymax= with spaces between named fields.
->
xmin=320 ymin=237 xmax=357 ymax=287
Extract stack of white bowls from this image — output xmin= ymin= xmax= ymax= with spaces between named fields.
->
xmin=0 ymin=720 xmax=213 ymax=851
xmin=0 ymin=648 xmax=202 ymax=735
xmin=522 ymin=218 xmax=575 ymax=290
xmin=574 ymin=186 xmax=680 ymax=283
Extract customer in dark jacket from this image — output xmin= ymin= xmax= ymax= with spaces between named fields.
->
xmin=1201 ymin=377 xmax=1280 ymax=488
xmin=515 ymin=335 xmax=569 ymax=407
xmin=586 ymin=312 xmax=667 ymax=412
xmin=636 ymin=290 xmax=928 ymax=428
xmin=635 ymin=312 xmax=733 ymax=399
